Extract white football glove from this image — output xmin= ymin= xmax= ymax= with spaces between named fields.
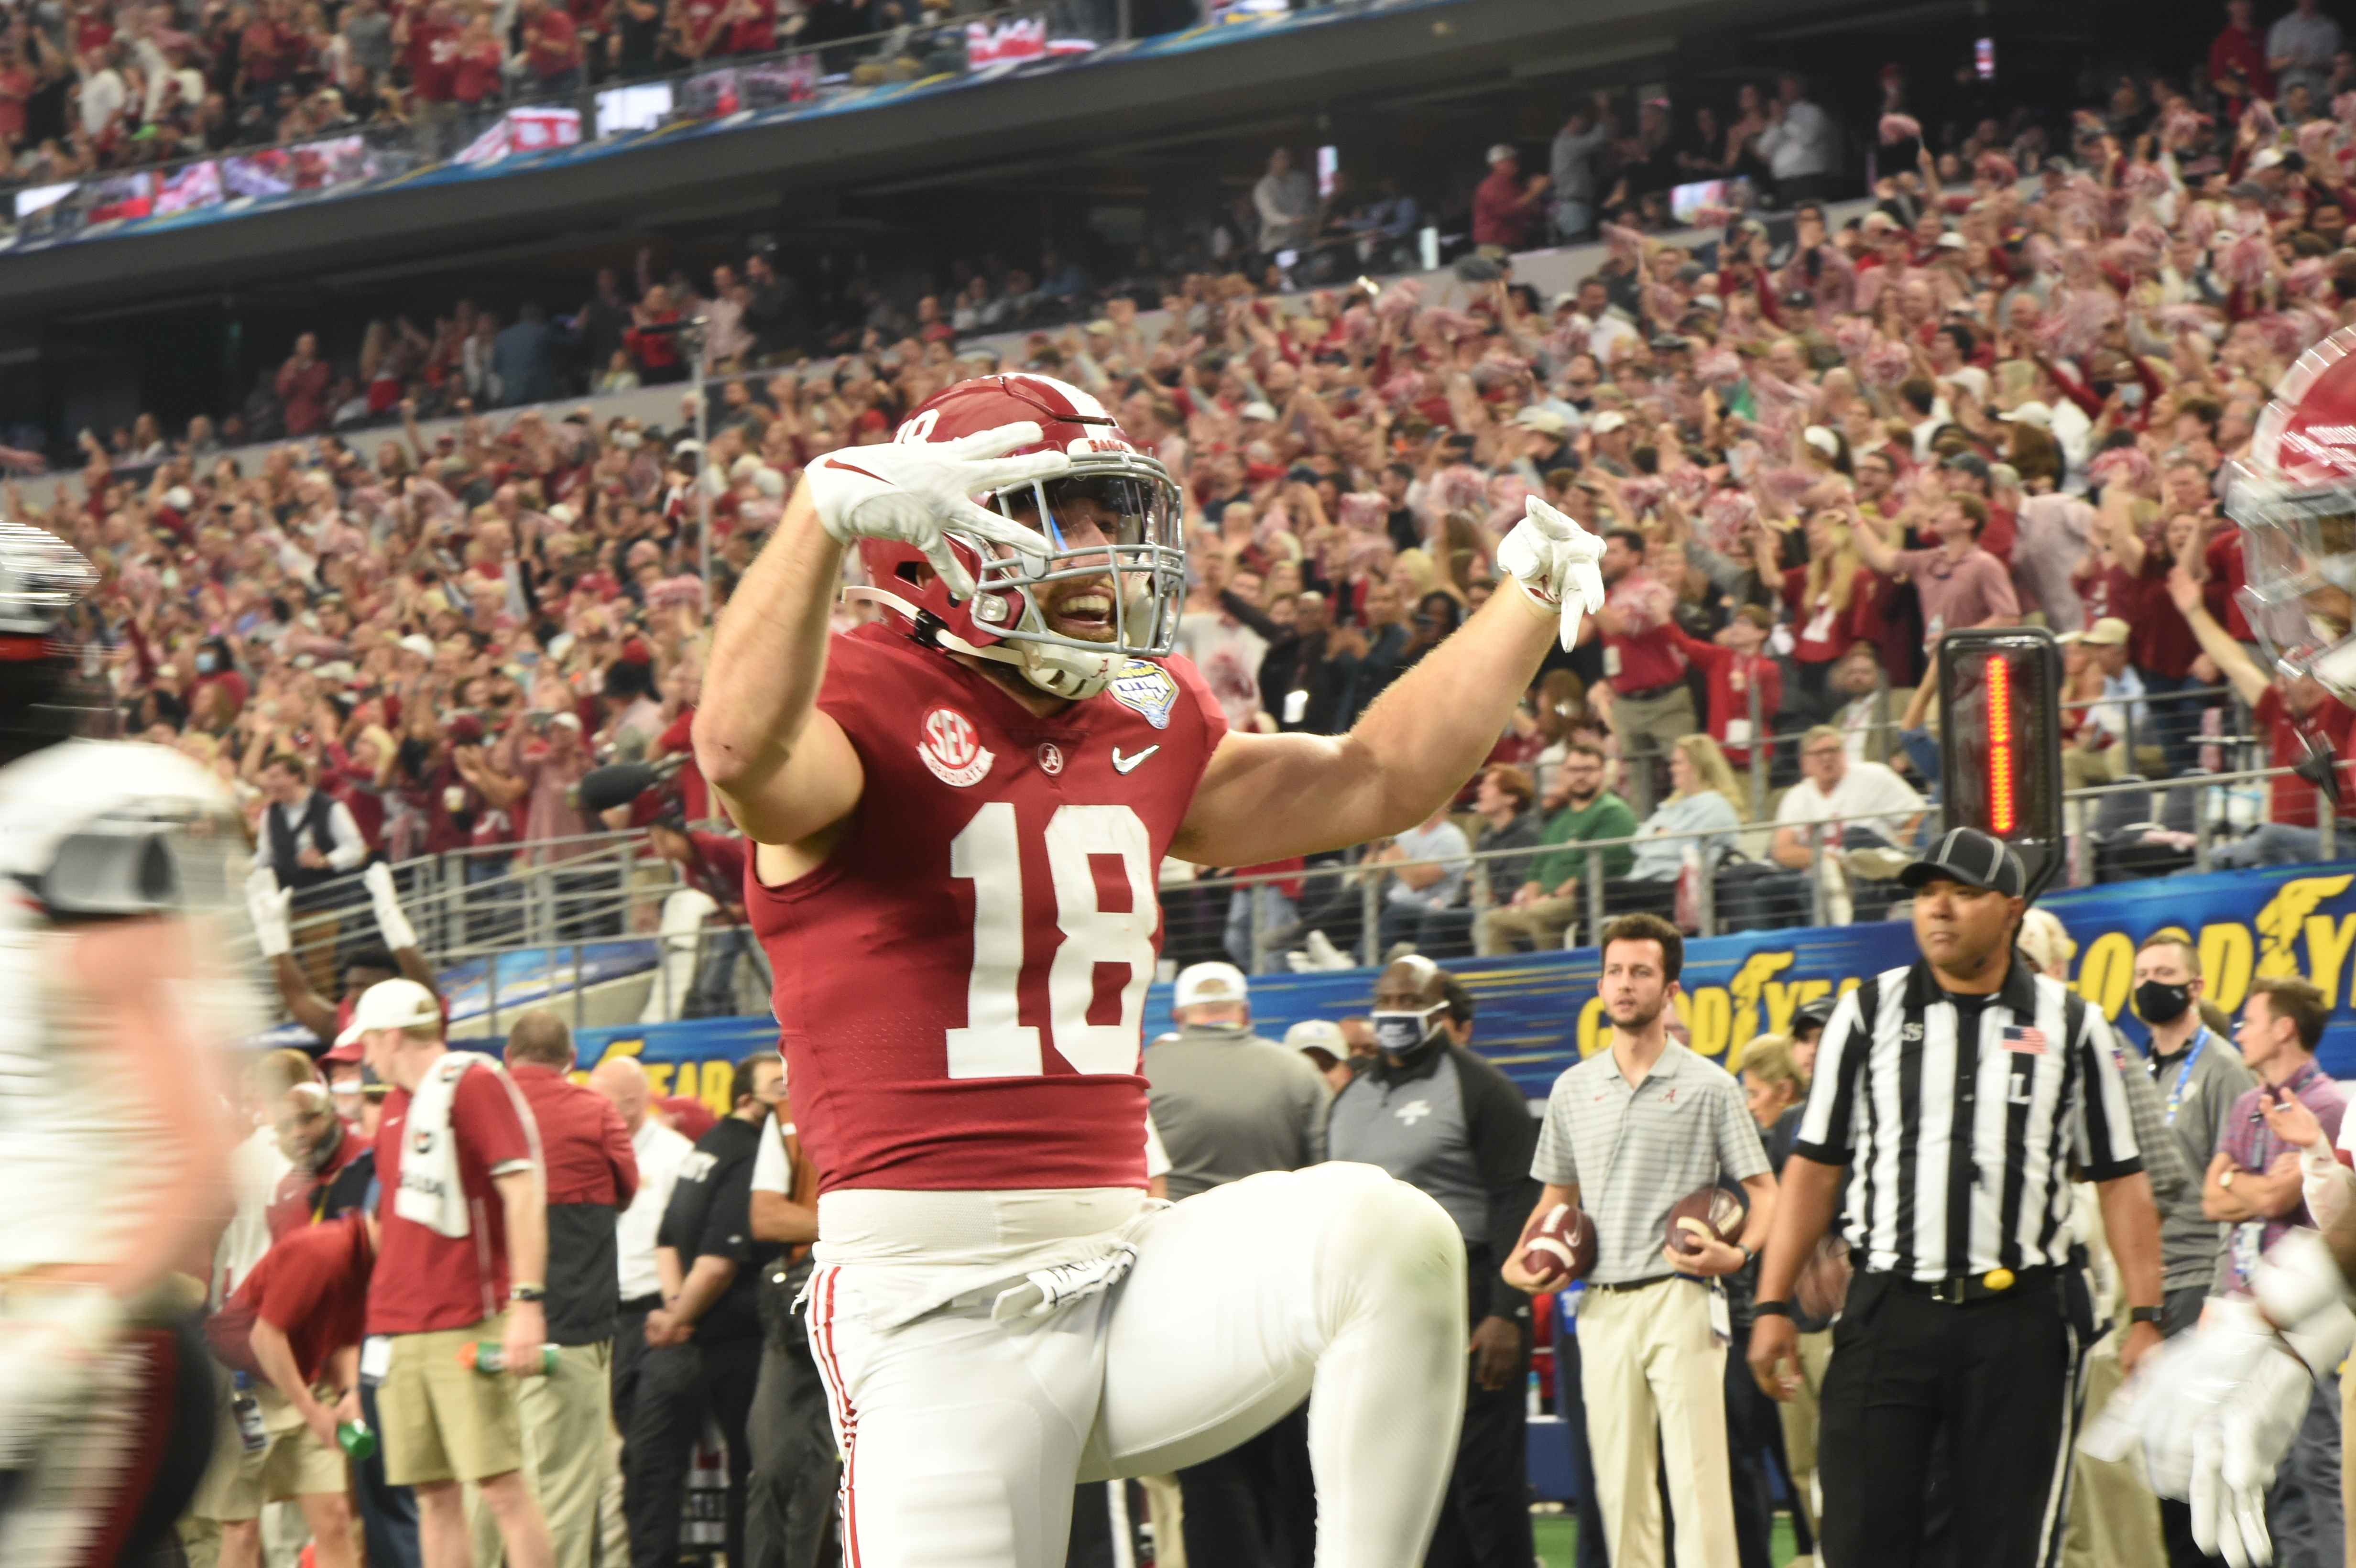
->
xmin=804 ymin=422 xmax=1071 ymax=601
xmin=363 ymin=860 xmax=418 ymax=952
xmin=1496 ymin=496 xmax=1607 ymax=651
xmin=245 ymin=865 xmax=293 ymax=959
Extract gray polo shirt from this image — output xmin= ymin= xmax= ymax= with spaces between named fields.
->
xmin=1532 ymin=1039 xmax=1770 ymax=1285
xmin=2141 ymin=1025 xmax=2257 ymax=1294
xmin=1143 ymin=1024 xmax=1331 ymax=1202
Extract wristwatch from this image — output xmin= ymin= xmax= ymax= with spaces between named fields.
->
xmin=2128 ymin=1306 xmax=2165 ymax=1326
xmin=509 ymin=1283 xmax=547 ymax=1303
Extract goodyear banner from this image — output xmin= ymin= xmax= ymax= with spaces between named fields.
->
xmin=564 ymin=863 xmax=2356 ymax=1106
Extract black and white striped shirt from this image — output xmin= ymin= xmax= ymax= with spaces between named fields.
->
xmin=1792 ymin=955 xmax=2142 ymax=1281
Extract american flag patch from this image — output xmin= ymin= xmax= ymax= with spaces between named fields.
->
xmin=2002 ymin=1025 xmax=2048 ymax=1055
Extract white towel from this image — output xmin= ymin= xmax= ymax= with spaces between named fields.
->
xmin=395 ymin=1053 xmax=480 ymax=1238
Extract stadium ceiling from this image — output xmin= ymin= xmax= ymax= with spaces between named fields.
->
xmin=0 ymin=0 xmax=2020 ymax=327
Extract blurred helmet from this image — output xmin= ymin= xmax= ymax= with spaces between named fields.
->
xmin=851 ymin=374 xmax=1185 ymax=700
xmin=2228 ymin=325 xmax=2356 ymax=694
xmin=0 ymin=522 xmax=98 ymax=755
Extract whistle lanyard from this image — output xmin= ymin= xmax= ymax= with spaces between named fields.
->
xmin=2156 ymin=1027 xmax=2211 ymax=1127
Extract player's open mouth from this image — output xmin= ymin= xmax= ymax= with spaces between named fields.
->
xmin=1050 ymin=591 xmax=1116 ymax=638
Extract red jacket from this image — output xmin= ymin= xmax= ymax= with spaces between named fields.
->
xmin=1669 ymin=626 xmax=1783 ymax=766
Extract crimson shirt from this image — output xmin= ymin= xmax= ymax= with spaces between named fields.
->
xmin=236 ymin=1215 xmax=374 ymax=1386
xmin=1600 ymin=570 xmax=1686 ymax=693
xmin=526 ymin=5 xmax=580 ymax=74
xmin=1471 ymin=167 xmax=1536 ymax=250
xmin=509 ymin=1062 xmax=638 ymax=1343
xmin=367 ymin=1060 xmax=539 ymax=1336
xmin=2256 ymin=686 xmax=2356 ymax=829
xmin=1670 ymin=627 xmax=1783 ymax=766
xmin=752 ymin=623 xmax=1225 ymax=1194
xmin=2130 ymin=554 xmax=2200 ymax=680
xmin=723 ymin=0 xmax=774 ymax=55
xmin=406 ymin=16 xmax=461 ymax=101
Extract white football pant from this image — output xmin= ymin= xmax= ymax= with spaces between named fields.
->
xmin=806 ymin=1162 xmax=1469 ymax=1568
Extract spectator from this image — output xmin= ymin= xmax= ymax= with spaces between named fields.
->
xmin=1593 ymin=527 xmax=1692 ymax=817
xmin=1144 ymin=960 xmax=1330 ymax=1567
xmin=587 ymin=1056 xmax=696 ymax=1514
xmin=1551 ymin=94 xmax=1615 ymax=241
xmin=1474 ymin=741 xmax=1636 ymax=955
xmin=2270 ymin=0 xmax=2343 ymax=105
xmin=626 ymin=1054 xmax=784 ymax=1568
xmin=490 ymin=1012 xmax=638 ymax=1568
xmin=1604 ymin=733 xmax=1745 ymax=921
xmin=251 ymin=753 xmax=369 ymax=993
xmin=1252 ymin=146 xmax=1317 ymax=259
xmin=1753 ymin=70 xmax=1842 ymax=200
xmin=1368 ymin=802 xmax=1471 ymax=958
xmin=349 ymin=977 xmax=557 ymax=1568
xmin=1412 ymin=764 xmax=1543 ymax=957
xmin=1849 ymin=493 xmax=2018 ymax=658
xmin=276 ymin=332 xmax=332 ymax=437
xmin=1748 ymin=726 xmax=1924 ymax=927
xmin=1330 ymin=958 xmax=1538 ymax=1568
xmin=1471 ymin=142 xmax=1550 ymax=258
xmin=519 ymin=0 xmax=583 ymax=92
xmin=491 ymin=303 xmax=577 ymax=408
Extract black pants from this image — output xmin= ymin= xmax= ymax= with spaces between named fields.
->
xmin=355 ymin=1378 xmax=422 ymax=1568
xmin=1178 ymin=1402 xmax=1314 ymax=1568
xmin=1819 ymin=1272 xmax=2082 ymax=1568
xmin=744 ymin=1337 xmax=839 ymax=1568
xmin=1427 ymin=1339 xmax=1535 ymax=1568
xmin=611 ymin=1297 xmax=659 ymax=1437
xmin=1723 ymin=1328 xmax=1782 ymax=1568
xmin=623 ymin=1334 xmax=763 ymax=1568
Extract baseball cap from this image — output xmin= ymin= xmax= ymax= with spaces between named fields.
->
xmin=1939 ymin=451 xmax=1991 ymax=481
xmin=1515 ymin=407 xmax=1570 ymax=436
xmin=2250 ymin=146 xmax=2286 ymax=172
xmin=2069 ymin=616 xmax=2131 ymax=647
xmin=334 ymin=978 xmax=442 ymax=1048
xmin=1285 ymin=1018 xmax=1346 ymax=1052
xmin=1590 ymin=410 xmax=1628 ymax=435
xmin=1173 ymin=961 xmax=1249 ymax=1011
xmin=1240 ymin=401 xmax=1279 ymax=422
xmin=1997 ymin=400 xmax=2053 ymax=428
xmin=398 ymin=633 xmax=435 ymax=658
xmin=1487 ymin=143 xmax=1517 ymax=164
xmin=1898 ymin=827 xmax=2026 ymax=899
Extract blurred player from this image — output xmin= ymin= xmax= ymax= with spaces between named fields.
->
xmin=696 ymin=373 xmax=1606 ymax=1566
xmin=0 ymin=522 xmax=252 ymax=1565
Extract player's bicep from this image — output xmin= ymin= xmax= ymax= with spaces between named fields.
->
xmin=1171 ymin=728 xmax=1379 ymax=865
xmin=716 ymin=706 xmax=864 ymax=850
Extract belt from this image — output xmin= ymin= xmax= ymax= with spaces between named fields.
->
xmin=1615 ymin=680 xmax=1688 ymax=704
xmin=618 ymin=1293 xmax=665 ymax=1313
xmin=1587 ymin=1273 xmax=1688 ymax=1293
xmin=1883 ymin=1265 xmax=2056 ymax=1306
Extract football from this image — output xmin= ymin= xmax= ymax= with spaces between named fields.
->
xmin=1665 ymin=1187 xmax=1745 ymax=1256
xmin=1517 ymin=1202 xmax=1598 ymax=1287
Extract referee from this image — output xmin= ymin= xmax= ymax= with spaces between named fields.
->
xmin=1747 ymin=828 xmax=2166 ymax=1568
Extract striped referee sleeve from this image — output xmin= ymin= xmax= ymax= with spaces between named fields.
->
xmin=1792 ymin=975 xmax=1883 ymax=1165
xmin=2070 ymin=998 xmax=2142 ymax=1183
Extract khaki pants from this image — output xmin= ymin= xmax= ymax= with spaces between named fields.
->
xmin=190 ymin=1374 xmax=347 ymax=1521
xmin=1578 ymin=1278 xmax=1734 ymax=1568
xmin=2062 ymin=1330 xmax=2163 ymax=1568
xmin=1607 ymin=684 xmax=1697 ymax=818
xmin=1474 ymin=894 xmax=1581 ymax=955
xmin=1776 ymin=1328 xmax=1833 ymax=1550
xmin=378 ymin=1316 xmax=524 ymax=1488
xmin=469 ymin=1340 xmax=612 ymax=1568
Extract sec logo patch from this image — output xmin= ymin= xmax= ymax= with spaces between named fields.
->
xmin=918 ymin=707 xmax=994 ymax=787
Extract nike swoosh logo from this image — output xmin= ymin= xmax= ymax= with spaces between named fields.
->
xmin=1111 ymin=745 xmax=1159 ymax=774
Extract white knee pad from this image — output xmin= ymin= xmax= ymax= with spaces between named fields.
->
xmin=1302 ymin=1162 xmax=1467 ymax=1337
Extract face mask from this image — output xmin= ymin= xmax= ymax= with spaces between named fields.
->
xmin=2134 ymin=979 xmax=2193 ymax=1026
xmin=195 ymin=651 xmax=218 ymax=674
xmin=1371 ymin=1003 xmax=1448 ymax=1056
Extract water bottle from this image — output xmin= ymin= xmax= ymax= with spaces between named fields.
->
xmin=338 ymin=1419 xmax=378 ymax=1461
xmin=230 ymin=1371 xmax=267 ymax=1453
xmin=456 ymin=1341 xmax=560 ymax=1376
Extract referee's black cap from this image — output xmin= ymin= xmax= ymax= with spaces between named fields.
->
xmin=1898 ymin=828 xmax=2025 ymax=899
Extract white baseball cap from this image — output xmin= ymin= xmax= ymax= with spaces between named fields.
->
xmin=1284 ymin=1018 xmax=1346 ymax=1052
xmin=1173 ymin=961 xmax=1249 ymax=1011
xmin=335 ymin=978 xmax=442 ymax=1048
xmin=1590 ymin=410 xmax=1629 ymax=435
xmin=398 ymin=633 xmax=436 ymax=658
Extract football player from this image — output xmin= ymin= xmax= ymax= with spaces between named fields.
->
xmin=695 ymin=373 xmax=1604 ymax=1566
xmin=0 ymin=523 xmax=252 ymax=1565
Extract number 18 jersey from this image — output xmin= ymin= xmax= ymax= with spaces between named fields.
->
xmin=748 ymin=623 xmax=1228 ymax=1195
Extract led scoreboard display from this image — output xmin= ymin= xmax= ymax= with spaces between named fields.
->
xmin=1937 ymin=627 xmax=2065 ymax=899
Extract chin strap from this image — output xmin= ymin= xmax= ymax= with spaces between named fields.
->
xmin=841 ymin=585 xmax=1030 ymax=672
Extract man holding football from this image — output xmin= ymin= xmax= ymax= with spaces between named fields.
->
xmin=1501 ymin=911 xmax=1775 ymax=1568
xmin=694 ymin=372 xmax=1606 ymax=1567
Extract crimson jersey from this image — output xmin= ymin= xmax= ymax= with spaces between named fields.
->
xmin=750 ymin=624 xmax=1228 ymax=1195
